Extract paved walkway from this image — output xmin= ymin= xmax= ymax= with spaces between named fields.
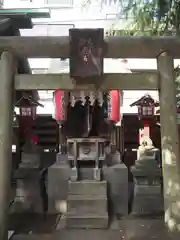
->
xmin=9 ymin=215 xmax=180 ymax=240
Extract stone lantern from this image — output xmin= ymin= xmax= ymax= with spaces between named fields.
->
xmin=15 ymin=95 xmax=43 ymax=120
xmin=130 ymin=94 xmax=163 ymax=216
xmin=15 ymin=95 xmax=43 ymax=163
xmin=13 ymin=96 xmax=44 ymax=215
xmin=130 ymin=94 xmax=159 ymax=144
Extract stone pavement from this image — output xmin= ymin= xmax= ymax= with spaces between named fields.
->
xmin=9 ymin=215 xmax=180 ymax=240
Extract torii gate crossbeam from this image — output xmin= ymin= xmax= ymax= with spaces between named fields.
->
xmin=1 ymin=36 xmax=180 ymax=58
xmin=14 ymin=72 xmax=159 ymax=90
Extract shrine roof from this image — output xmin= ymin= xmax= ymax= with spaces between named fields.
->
xmin=130 ymin=94 xmax=159 ymax=107
xmin=0 ymin=9 xmax=50 ymax=102
xmin=0 ymin=8 xmax=50 ymax=19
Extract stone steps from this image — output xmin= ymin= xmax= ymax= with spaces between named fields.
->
xmin=65 ymin=213 xmax=109 ymax=229
xmin=68 ymin=180 xmax=107 ymax=196
xmin=65 ymin=179 xmax=108 ymax=229
xmin=67 ymin=195 xmax=107 ymax=214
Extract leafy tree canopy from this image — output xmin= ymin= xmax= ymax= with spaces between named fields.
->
xmin=82 ymin=0 xmax=180 ymax=101
xmin=83 ymin=0 xmax=180 ymax=36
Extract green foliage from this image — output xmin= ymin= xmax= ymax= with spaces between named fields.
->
xmin=82 ymin=0 xmax=120 ymax=8
xmin=121 ymin=0 xmax=180 ymax=36
xmin=82 ymin=0 xmax=180 ymax=101
xmin=83 ymin=0 xmax=180 ymax=36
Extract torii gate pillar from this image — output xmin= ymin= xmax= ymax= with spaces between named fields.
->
xmin=0 ymin=52 xmax=15 ymax=240
xmin=157 ymin=52 xmax=180 ymax=232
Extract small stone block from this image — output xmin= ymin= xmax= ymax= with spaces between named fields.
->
xmin=70 ymin=167 xmax=78 ymax=181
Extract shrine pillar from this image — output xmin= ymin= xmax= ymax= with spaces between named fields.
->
xmin=157 ymin=52 xmax=180 ymax=231
xmin=0 ymin=52 xmax=15 ymax=240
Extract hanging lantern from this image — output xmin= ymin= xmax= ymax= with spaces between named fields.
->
xmin=53 ymin=90 xmax=68 ymax=122
xmin=108 ymin=90 xmax=121 ymax=122
xmin=130 ymin=94 xmax=159 ymax=144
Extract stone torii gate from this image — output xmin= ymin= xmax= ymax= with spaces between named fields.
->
xmin=0 ymin=36 xmax=180 ymax=238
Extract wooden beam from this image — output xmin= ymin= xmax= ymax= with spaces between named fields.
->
xmin=15 ymin=72 xmax=158 ymax=90
xmin=2 ymin=36 xmax=180 ymax=58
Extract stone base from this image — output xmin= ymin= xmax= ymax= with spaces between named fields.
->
xmin=48 ymin=162 xmax=128 ymax=216
xmin=20 ymin=152 xmax=40 ymax=168
xmin=103 ymin=164 xmax=128 ymax=216
xmin=48 ymin=164 xmax=70 ymax=214
xmin=12 ymin=170 xmax=43 ymax=214
xmin=132 ymin=184 xmax=164 ymax=215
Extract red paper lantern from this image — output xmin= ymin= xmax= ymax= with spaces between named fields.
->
xmin=109 ymin=90 xmax=120 ymax=122
xmin=54 ymin=90 xmax=66 ymax=121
